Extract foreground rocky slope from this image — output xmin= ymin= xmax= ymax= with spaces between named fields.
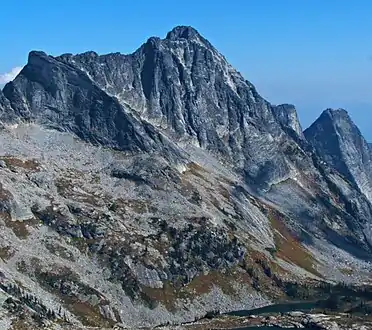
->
xmin=0 ymin=26 xmax=372 ymax=329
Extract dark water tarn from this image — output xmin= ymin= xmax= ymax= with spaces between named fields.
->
xmin=221 ymin=287 xmax=372 ymax=329
xmin=226 ymin=301 xmax=319 ymax=317
xmin=223 ymin=301 xmax=321 ymax=329
xmin=233 ymin=327 xmax=284 ymax=330
xmin=234 ymin=327 xmax=317 ymax=330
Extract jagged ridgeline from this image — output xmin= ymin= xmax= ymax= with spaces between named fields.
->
xmin=0 ymin=26 xmax=372 ymax=329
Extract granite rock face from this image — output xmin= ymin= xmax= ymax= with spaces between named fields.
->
xmin=2 ymin=51 xmax=183 ymax=160
xmin=272 ymin=103 xmax=304 ymax=139
xmin=2 ymin=27 xmax=314 ymax=192
xmin=0 ymin=26 xmax=372 ymax=329
xmin=52 ymin=26 xmax=304 ymax=190
xmin=0 ymin=90 xmax=14 ymax=123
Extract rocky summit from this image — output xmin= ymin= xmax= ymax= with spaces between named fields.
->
xmin=0 ymin=26 xmax=372 ymax=329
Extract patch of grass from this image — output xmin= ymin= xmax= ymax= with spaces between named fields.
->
xmin=3 ymin=217 xmax=39 ymax=239
xmin=69 ymin=237 xmax=94 ymax=254
xmin=187 ymin=270 xmax=239 ymax=297
xmin=209 ymin=195 xmax=221 ymax=209
xmin=268 ymin=209 xmax=322 ymax=278
xmin=187 ymin=162 xmax=209 ymax=174
xmin=110 ymin=198 xmax=157 ymax=214
xmin=16 ymin=257 xmax=41 ymax=274
xmin=69 ymin=300 xmax=114 ymax=327
xmin=339 ymin=267 xmax=354 ymax=276
xmin=184 ymin=162 xmax=213 ymax=184
xmin=218 ymin=185 xmax=230 ymax=199
xmin=10 ymin=318 xmax=35 ymax=330
xmin=55 ymin=178 xmax=101 ymax=206
xmin=142 ymin=270 xmax=246 ymax=311
xmin=0 ymin=156 xmax=40 ymax=171
xmin=33 ymin=266 xmax=115 ymax=327
xmin=141 ymin=282 xmax=177 ymax=311
xmin=44 ymin=242 xmax=75 ymax=261
xmin=0 ymin=183 xmax=12 ymax=200
xmin=218 ymin=175 xmax=235 ymax=185
xmin=237 ymin=247 xmax=300 ymax=300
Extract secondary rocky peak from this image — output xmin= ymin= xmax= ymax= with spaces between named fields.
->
xmin=306 ymin=108 xmax=361 ymax=144
xmin=272 ymin=104 xmax=304 ymax=138
xmin=305 ymin=108 xmax=372 ymax=201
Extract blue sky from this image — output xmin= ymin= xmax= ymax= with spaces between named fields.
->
xmin=1 ymin=0 xmax=371 ymax=137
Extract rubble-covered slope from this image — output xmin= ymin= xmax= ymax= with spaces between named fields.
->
xmin=0 ymin=124 xmax=295 ymax=329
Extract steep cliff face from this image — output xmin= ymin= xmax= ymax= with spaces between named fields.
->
xmin=0 ymin=90 xmax=14 ymax=122
xmin=1 ymin=26 xmax=372 ymax=329
xmin=2 ymin=51 xmax=183 ymax=159
xmin=53 ymin=26 xmax=306 ymax=190
xmin=304 ymin=109 xmax=372 ymax=202
xmin=272 ymin=104 xmax=304 ymax=139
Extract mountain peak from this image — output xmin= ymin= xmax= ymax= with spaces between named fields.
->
xmin=165 ymin=25 xmax=201 ymax=41
xmin=3 ymin=26 xmax=372 ymax=329
xmin=305 ymin=107 xmax=372 ymax=201
xmin=26 ymin=50 xmax=59 ymax=68
xmin=28 ymin=50 xmax=48 ymax=61
xmin=305 ymin=108 xmax=356 ymax=141
xmin=165 ymin=25 xmax=214 ymax=49
xmin=322 ymin=108 xmax=349 ymax=120
xmin=272 ymin=104 xmax=304 ymax=138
